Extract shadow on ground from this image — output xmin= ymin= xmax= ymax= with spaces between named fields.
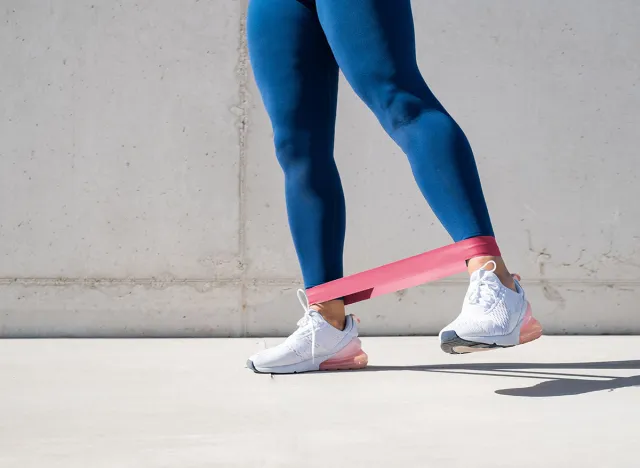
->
xmin=357 ymin=360 xmax=640 ymax=397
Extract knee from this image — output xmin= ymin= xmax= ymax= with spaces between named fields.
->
xmin=379 ymin=91 xmax=458 ymax=138
xmin=272 ymin=128 xmax=307 ymax=172
xmin=272 ymin=126 xmax=334 ymax=178
xmin=382 ymin=93 xmax=425 ymax=132
xmin=377 ymin=89 xmax=443 ymax=129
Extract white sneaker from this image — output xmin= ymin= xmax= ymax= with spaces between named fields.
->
xmin=247 ymin=290 xmax=368 ymax=374
xmin=439 ymin=261 xmax=542 ymax=354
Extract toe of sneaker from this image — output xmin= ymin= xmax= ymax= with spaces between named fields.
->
xmin=247 ymin=349 xmax=272 ymax=369
xmin=246 ymin=359 xmax=259 ymax=373
xmin=247 ymin=344 xmax=300 ymax=370
xmin=438 ymin=321 xmax=457 ymax=339
xmin=439 ymin=329 xmax=459 ymax=343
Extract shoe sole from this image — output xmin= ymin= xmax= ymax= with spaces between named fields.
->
xmin=247 ymin=337 xmax=369 ymax=374
xmin=440 ymin=302 xmax=543 ymax=355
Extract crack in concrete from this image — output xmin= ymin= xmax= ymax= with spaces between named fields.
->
xmin=526 ymin=229 xmax=565 ymax=309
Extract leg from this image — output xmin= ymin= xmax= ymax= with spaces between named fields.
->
xmin=315 ymin=0 xmax=513 ymax=286
xmin=315 ymin=0 xmax=541 ymax=352
xmin=247 ymin=0 xmax=368 ymax=374
xmin=248 ymin=0 xmax=347 ymax=328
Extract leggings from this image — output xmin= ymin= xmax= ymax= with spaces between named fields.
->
xmin=247 ymin=0 xmax=494 ymax=289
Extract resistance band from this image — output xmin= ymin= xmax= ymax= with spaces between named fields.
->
xmin=306 ymin=236 xmax=501 ymax=305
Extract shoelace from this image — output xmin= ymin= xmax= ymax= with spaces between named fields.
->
xmin=296 ymin=289 xmax=318 ymax=363
xmin=468 ymin=260 xmax=501 ymax=308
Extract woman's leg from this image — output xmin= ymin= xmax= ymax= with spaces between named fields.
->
xmin=248 ymin=0 xmax=347 ymax=328
xmin=315 ymin=0 xmax=541 ymax=352
xmin=315 ymin=0 xmax=512 ymax=284
xmin=247 ymin=0 xmax=368 ymax=374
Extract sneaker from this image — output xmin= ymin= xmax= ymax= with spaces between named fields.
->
xmin=246 ymin=290 xmax=369 ymax=374
xmin=439 ymin=261 xmax=542 ymax=354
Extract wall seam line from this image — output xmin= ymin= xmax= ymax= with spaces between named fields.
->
xmin=235 ymin=0 xmax=250 ymax=337
xmin=1 ymin=278 xmax=640 ymax=286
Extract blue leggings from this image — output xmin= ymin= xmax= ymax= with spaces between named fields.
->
xmin=247 ymin=0 xmax=494 ymax=289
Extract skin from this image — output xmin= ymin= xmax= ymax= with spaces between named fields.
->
xmin=311 ymin=255 xmax=516 ymax=331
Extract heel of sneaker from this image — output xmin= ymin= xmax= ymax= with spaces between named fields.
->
xmin=319 ymin=338 xmax=368 ymax=371
xmin=519 ymin=302 xmax=543 ymax=344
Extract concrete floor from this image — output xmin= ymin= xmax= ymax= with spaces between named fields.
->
xmin=1 ymin=337 xmax=639 ymax=468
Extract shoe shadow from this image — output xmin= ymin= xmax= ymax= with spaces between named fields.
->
xmin=360 ymin=360 xmax=640 ymax=398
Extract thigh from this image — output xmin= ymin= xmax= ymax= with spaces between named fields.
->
xmin=247 ymin=0 xmax=339 ymax=132
xmin=316 ymin=0 xmax=438 ymax=111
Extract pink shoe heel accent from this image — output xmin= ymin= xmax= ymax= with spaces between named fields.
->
xmin=519 ymin=302 xmax=543 ymax=344
xmin=319 ymin=338 xmax=368 ymax=371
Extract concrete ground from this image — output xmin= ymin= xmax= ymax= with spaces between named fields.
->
xmin=1 ymin=337 xmax=639 ymax=468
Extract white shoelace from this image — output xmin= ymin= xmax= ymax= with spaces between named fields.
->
xmin=468 ymin=260 xmax=501 ymax=308
xmin=296 ymin=289 xmax=317 ymax=363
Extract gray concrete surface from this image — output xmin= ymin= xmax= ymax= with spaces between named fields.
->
xmin=1 ymin=337 xmax=639 ymax=467
xmin=1 ymin=0 xmax=640 ymax=336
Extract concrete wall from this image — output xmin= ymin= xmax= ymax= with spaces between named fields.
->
xmin=1 ymin=0 xmax=639 ymax=337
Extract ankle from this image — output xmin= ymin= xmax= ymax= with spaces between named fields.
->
xmin=468 ymin=256 xmax=517 ymax=292
xmin=310 ymin=300 xmax=347 ymax=331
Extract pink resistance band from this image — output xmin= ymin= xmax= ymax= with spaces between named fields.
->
xmin=306 ymin=236 xmax=501 ymax=306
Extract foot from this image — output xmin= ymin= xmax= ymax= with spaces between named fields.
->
xmin=439 ymin=261 xmax=542 ymax=354
xmin=247 ymin=290 xmax=368 ymax=374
